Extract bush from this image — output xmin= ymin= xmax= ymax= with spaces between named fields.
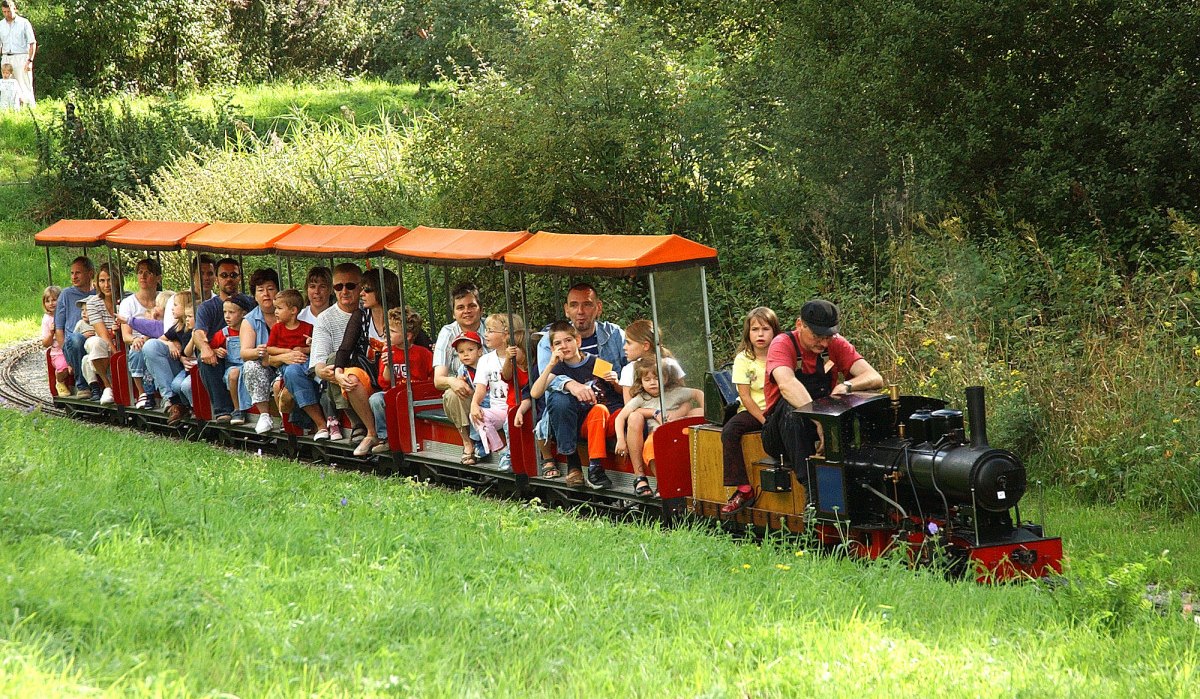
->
xmin=112 ymin=115 xmax=422 ymax=226
xmin=33 ymin=96 xmax=241 ymax=219
xmin=32 ymin=0 xmax=233 ymax=94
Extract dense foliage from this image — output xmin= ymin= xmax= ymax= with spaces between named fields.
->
xmin=32 ymin=97 xmax=240 ymax=219
xmin=26 ymin=0 xmax=1200 ymax=511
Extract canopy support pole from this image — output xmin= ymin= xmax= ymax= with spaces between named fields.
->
xmin=648 ymin=272 xmax=667 ymax=418
xmin=700 ymin=267 xmax=715 ymax=374
xmin=398 ymin=260 xmax=418 ymax=453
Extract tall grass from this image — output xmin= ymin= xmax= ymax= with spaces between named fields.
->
xmin=834 ymin=213 xmax=1200 ymax=514
xmin=1 ymin=408 xmax=1197 ymax=697
xmin=112 ymin=116 xmax=424 ymax=226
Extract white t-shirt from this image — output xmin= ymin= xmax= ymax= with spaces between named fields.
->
xmin=298 ymin=305 xmax=321 ymax=325
xmin=0 ymin=78 xmax=18 ymax=110
xmin=619 ymin=356 xmax=686 ymax=388
xmin=118 ymin=294 xmax=154 ymax=340
xmin=474 ymin=350 xmax=509 ymax=405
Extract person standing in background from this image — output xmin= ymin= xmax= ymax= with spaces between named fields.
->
xmin=0 ymin=0 xmax=36 ymax=107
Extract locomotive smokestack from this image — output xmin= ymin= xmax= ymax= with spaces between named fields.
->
xmin=966 ymin=385 xmax=989 ymax=448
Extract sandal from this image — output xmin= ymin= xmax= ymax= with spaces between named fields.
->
xmin=461 ymin=451 xmax=478 ymax=465
xmin=540 ymin=459 xmax=561 ymax=479
xmin=633 ymin=476 xmax=653 ymax=497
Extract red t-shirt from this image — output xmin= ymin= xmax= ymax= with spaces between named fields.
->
xmin=764 ymin=331 xmax=863 ymax=411
xmin=376 ymin=344 xmax=434 ymax=386
xmin=211 ymin=327 xmax=229 ymax=350
xmin=507 ymin=365 xmax=529 ymax=410
xmin=267 ymin=320 xmax=314 ymax=351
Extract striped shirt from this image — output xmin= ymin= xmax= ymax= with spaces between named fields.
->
xmin=309 ymin=304 xmax=353 ymax=370
xmin=85 ymin=295 xmax=117 ymax=333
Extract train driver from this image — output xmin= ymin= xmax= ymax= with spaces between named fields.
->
xmin=753 ymin=300 xmax=883 ymax=500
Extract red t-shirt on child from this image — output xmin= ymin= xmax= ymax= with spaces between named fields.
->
xmin=267 ymin=320 xmax=314 ymax=350
xmin=376 ymin=344 xmax=434 ymax=386
xmin=211 ymin=327 xmax=229 ymax=350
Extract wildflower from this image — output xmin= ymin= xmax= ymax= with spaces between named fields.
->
xmin=776 ymin=564 xmax=791 ymax=571
xmin=1165 ymin=450 xmax=1173 ymax=459
xmin=1194 ymin=346 xmax=1200 ymax=357
xmin=1173 ymin=418 xmax=1182 ymax=424
xmin=340 ymin=497 xmax=348 ymax=506
xmin=1164 ymin=321 xmax=1175 ymax=329
xmin=940 ymin=351 xmax=950 ymax=360
xmin=742 ymin=564 xmax=751 ymax=569
xmin=928 ymin=367 xmax=939 ymax=376
xmin=895 ymin=356 xmax=906 ymax=365
xmin=921 ymin=338 xmax=936 ymax=347
xmin=1010 ymin=369 xmax=1021 ymax=376
xmin=795 ymin=550 xmax=806 ymax=557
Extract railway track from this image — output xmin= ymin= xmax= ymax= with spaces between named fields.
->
xmin=0 ymin=341 xmax=59 ymax=415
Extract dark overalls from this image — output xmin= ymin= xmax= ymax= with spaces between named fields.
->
xmin=774 ymin=331 xmax=832 ymax=480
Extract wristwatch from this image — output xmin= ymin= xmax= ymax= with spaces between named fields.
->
xmin=842 ymin=380 xmax=853 ymax=393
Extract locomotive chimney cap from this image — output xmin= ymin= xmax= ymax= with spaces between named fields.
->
xmin=801 ymin=299 xmax=840 ymax=337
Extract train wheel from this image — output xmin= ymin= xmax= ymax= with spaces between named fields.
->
xmin=417 ymin=462 xmax=441 ymax=485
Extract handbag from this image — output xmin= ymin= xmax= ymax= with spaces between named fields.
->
xmin=354 ymin=352 xmax=383 ymax=392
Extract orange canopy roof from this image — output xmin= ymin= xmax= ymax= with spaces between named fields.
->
xmin=383 ymin=226 xmax=531 ymax=266
xmin=183 ymin=222 xmax=300 ymax=254
xmin=502 ymin=232 xmax=717 ymax=276
xmin=103 ymin=220 xmax=209 ymax=251
xmin=273 ymin=224 xmax=409 ymax=257
xmin=34 ymin=219 xmax=128 ymax=247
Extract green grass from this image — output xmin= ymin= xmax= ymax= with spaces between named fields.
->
xmin=205 ymin=78 xmax=450 ymax=129
xmin=0 ymin=409 xmax=1197 ymax=697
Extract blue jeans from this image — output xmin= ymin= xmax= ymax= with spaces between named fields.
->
xmin=126 ymin=348 xmax=153 ymax=395
xmin=546 ymin=390 xmax=587 ymax=455
xmin=199 ymin=359 xmax=233 ymax=417
xmin=64 ymin=331 xmax=87 ymax=389
xmin=369 ymin=390 xmax=388 ymax=440
xmin=142 ymin=339 xmax=182 ymax=400
xmin=170 ymin=369 xmax=193 ymax=407
xmin=281 ymin=363 xmax=321 ymax=409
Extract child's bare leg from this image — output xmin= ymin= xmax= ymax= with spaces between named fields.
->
xmin=302 ymin=403 xmax=326 ymax=432
xmin=227 ymin=368 xmax=240 ymax=413
xmin=627 ymin=411 xmax=648 ymax=476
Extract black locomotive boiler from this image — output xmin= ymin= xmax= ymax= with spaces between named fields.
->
xmin=790 ymin=385 xmax=1062 ymax=580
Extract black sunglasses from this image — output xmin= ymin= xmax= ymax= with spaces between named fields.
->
xmin=361 ymin=286 xmax=376 ymax=294
xmin=333 ymin=282 xmax=359 ymax=292
xmin=219 ymin=272 xmax=241 ymax=279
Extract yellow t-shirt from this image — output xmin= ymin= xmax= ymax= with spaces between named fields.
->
xmin=731 ymin=352 xmax=767 ymax=412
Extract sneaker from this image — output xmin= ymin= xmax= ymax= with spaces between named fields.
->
xmin=230 ymin=411 xmax=246 ymax=426
xmin=55 ymin=381 xmax=71 ymax=397
xmin=158 ymin=396 xmax=172 ymax=412
xmin=498 ymin=452 xmax=512 ymax=473
xmin=214 ymin=414 xmax=232 ymax=423
xmin=371 ymin=440 xmax=390 ymax=455
xmin=312 ymin=429 xmax=331 ymax=441
xmin=564 ymin=469 xmax=585 ymax=487
xmin=326 ymin=417 xmax=343 ymax=441
xmin=134 ymin=393 xmax=151 ymax=409
xmin=254 ymin=413 xmax=274 ymax=434
xmin=99 ymin=387 xmax=115 ymax=405
xmin=89 ymin=383 xmax=102 ymax=401
xmin=720 ymin=489 xmax=758 ymax=515
xmin=586 ymin=463 xmax=612 ymax=490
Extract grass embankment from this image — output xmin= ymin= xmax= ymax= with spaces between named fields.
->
xmin=0 ymin=79 xmax=440 ymax=346
xmin=1 ymin=410 xmax=1197 ymax=697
